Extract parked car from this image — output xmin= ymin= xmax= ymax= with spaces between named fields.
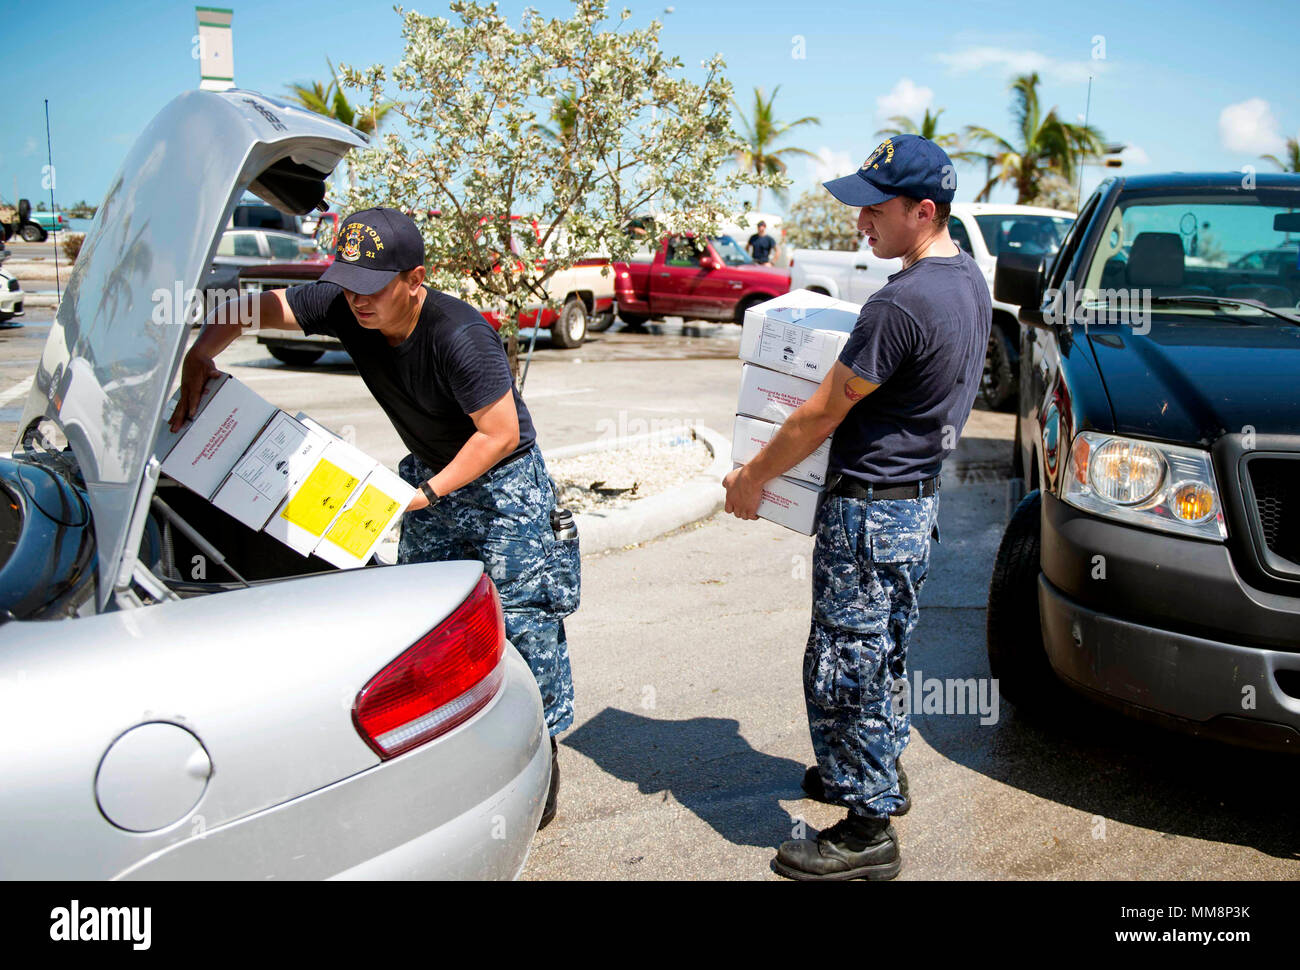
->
xmin=613 ymin=233 xmax=791 ymax=326
xmin=0 ymin=88 xmax=550 ymax=879
xmin=240 ymin=215 xmax=614 ymax=364
xmin=230 ymin=198 xmax=303 ymax=234
xmin=790 ymin=202 xmax=1075 ymax=411
xmin=0 ymin=241 xmax=23 ymax=324
xmin=987 ymin=172 xmax=1300 ymax=752
xmin=200 ymin=227 xmax=318 ymax=297
xmin=1231 ymin=244 xmax=1300 ymax=275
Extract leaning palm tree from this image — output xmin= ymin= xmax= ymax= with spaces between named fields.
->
xmin=733 ymin=86 xmax=821 ymax=210
xmin=876 ymin=107 xmax=985 ymax=166
xmin=286 ymin=59 xmax=395 ymax=136
xmin=531 ymin=92 xmax=581 ymax=163
xmin=964 ymin=73 xmax=1105 ymax=204
xmin=1261 ymin=136 xmax=1300 ymax=173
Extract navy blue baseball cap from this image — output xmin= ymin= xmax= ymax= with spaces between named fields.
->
xmin=823 ymin=134 xmax=956 ymax=207
xmin=320 ymin=206 xmax=425 ymax=294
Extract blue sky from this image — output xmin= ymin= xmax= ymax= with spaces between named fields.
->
xmin=5 ymin=0 xmax=1297 ymax=213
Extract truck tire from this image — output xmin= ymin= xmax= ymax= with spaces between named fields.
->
xmin=980 ymin=325 xmax=1018 ymax=412
xmin=21 ymin=224 xmax=47 ymax=243
xmin=551 ymin=297 xmax=588 ymax=349
xmin=267 ymin=345 xmax=325 ymax=367
xmin=733 ymin=295 xmax=766 ymax=326
xmin=986 ymin=490 xmax=1073 ymax=717
xmin=587 ymin=309 xmax=615 ymax=333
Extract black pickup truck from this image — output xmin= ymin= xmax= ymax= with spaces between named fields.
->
xmin=986 ymin=172 xmax=1300 ymax=751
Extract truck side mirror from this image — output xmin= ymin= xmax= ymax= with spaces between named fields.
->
xmin=699 ymin=255 xmax=721 ymax=271
xmin=994 ymin=251 xmax=1046 ymax=308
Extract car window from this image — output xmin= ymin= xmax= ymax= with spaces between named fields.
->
xmin=665 ymin=236 xmax=702 ymax=268
xmin=976 ymin=215 xmax=1073 ymax=258
xmin=231 ymin=232 xmax=262 ymax=258
xmin=711 ymin=235 xmax=753 ymax=266
xmin=1049 ymin=193 xmax=1101 ymax=290
xmin=948 ymin=217 xmax=974 ymax=256
xmin=267 ymin=235 xmax=303 ymax=260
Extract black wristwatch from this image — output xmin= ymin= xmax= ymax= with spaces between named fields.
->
xmin=420 ymin=481 xmax=441 ymax=507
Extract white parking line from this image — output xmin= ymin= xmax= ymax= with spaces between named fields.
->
xmin=0 ymin=376 xmax=34 ymax=406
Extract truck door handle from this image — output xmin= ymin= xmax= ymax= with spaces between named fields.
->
xmin=657 ymin=272 xmax=672 ymax=278
xmin=854 ymin=265 xmax=869 ymax=271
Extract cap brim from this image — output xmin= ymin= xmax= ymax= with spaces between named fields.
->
xmin=319 ymin=260 xmax=399 ymax=295
xmin=823 ymin=172 xmax=896 ymax=207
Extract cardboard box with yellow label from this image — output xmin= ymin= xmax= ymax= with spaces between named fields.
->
xmin=156 ymin=376 xmax=413 ymax=568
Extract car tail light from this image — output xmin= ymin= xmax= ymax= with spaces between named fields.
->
xmin=352 ymin=574 xmax=506 ymax=759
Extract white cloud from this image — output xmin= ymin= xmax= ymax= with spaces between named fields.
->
xmin=1218 ymin=98 xmax=1286 ymax=155
xmin=810 ymin=146 xmax=854 ymax=182
xmin=874 ymin=78 xmax=933 ymax=127
xmin=1120 ymin=144 xmax=1150 ymax=165
xmin=936 ymin=46 xmax=1102 ymax=84
xmin=22 ymin=137 xmax=37 ymax=157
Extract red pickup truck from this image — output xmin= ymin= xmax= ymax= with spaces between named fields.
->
xmin=614 ymin=234 xmax=790 ymax=326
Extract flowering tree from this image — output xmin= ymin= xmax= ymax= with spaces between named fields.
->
xmin=784 ymin=187 xmax=861 ymax=251
xmin=341 ymin=0 xmax=776 ymax=368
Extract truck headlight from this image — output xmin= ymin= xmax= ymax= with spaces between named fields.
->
xmin=1062 ymin=431 xmax=1227 ymax=541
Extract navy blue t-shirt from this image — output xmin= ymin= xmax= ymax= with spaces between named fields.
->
xmin=285 ymin=281 xmax=536 ymax=474
xmin=831 ymin=250 xmax=992 ymax=485
xmin=748 ymin=233 xmax=775 ymax=263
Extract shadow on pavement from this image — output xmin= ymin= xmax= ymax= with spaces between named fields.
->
xmin=909 ymin=614 xmax=1300 ymax=863
xmin=564 ymin=707 xmax=807 ymax=850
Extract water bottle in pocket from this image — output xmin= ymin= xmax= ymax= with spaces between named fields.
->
xmin=543 ymin=507 xmax=581 ymax=617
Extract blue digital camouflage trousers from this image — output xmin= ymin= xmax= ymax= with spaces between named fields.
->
xmin=805 ymin=492 xmax=939 ymax=819
xmin=397 ymin=445 xmax=578 ymax=735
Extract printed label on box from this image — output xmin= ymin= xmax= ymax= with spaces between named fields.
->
xmin=279 ymin=459 xmax=361 ymax=537
xmin=324 ymin=484 xmax=401 ymax=558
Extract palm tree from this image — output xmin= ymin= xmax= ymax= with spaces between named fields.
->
xmin=531 ymin=92 xmax=581 ymax=161
xmin=963 ymin=73 xmax=1105 ymax=204
xmin=1261 ymin=136 xmax=1300 ymax=172
xmin=733 ymin=86 xmax=821 ymax=210
xmin=286 ymin=59 xmax=394 ymax=136
xmin=876 ymin=107 xmax=985 ymax=166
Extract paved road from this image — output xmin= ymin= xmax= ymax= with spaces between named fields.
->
xmin=3 ymin=309 xmax=1295 ymax=881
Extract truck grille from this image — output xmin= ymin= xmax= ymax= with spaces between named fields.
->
xmin=1248 ymin=458 xmax=1300 ymax=567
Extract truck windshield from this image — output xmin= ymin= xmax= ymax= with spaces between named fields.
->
xmin=975 ymin=215 xmax=1073 ymax=257
xmin=1080 ymin=194 xmax=1300 ymax=313
xmin=711 ymin=235 xmax=753 ymax=266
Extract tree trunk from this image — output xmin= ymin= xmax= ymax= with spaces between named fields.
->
xmin=507 ymin=328 xmax=520 ymax=382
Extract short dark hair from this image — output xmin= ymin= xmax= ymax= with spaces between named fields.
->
xmin=757 ymin=221 xmax=766 ymax=228
xmin=899 ymin=196 xmax=950 ymax=230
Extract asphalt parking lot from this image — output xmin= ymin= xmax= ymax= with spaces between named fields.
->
xmin=2 ymin=308 xmax=1297 ymax=880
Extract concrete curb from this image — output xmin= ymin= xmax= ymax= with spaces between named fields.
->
xmin=567 ymin=424 xmax=731 ymax=556
xmin=375 ymin=424 xmax=731 ymax=564
xmin=23 ymin=293 xmax=60 ymax=309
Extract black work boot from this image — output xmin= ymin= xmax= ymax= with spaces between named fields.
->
xmin=538 ymin=736 xmax=559 ymax=830
xmin=772 ymin=813 xmax=901 ymax=881
xmin=801 ymin=760 xmax=910 ymax=815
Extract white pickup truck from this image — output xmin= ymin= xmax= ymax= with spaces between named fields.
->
xmin=789 ymin=202 xmax=1074 ymax=410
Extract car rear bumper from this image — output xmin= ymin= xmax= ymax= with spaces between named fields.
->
xmin=115 ymin=645 xmax=550 ymax=880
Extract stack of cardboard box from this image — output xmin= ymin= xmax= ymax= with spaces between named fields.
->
xmin=732 ymin=289 xmax=862 ymax=534
xmin=154 ymin=374 xmax=415 ymax=568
